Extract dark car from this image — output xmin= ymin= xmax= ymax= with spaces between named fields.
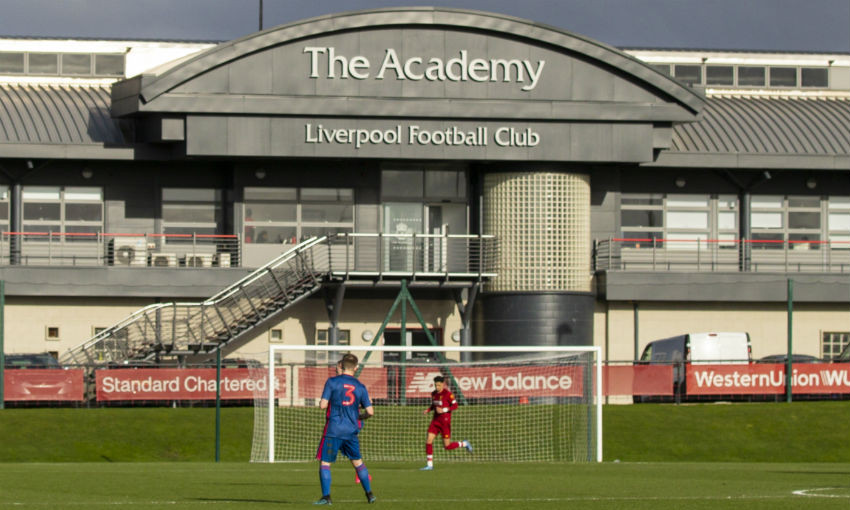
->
xmin=4 ymin=353 xmax=62 ymax=369
xmin=757 ymin=354 xmax=820 ymax=364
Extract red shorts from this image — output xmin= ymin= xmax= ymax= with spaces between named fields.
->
xmin=427 ymin=415 xmax=451 ymax=438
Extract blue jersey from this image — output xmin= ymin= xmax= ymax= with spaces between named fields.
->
xmin=321 ymin=374 xmax=372 ymax=440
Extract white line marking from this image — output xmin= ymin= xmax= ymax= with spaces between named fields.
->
xmin=793 ymin=487 xmax=850 ymax=498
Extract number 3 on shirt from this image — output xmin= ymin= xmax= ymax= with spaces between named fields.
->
xmin=342 ymin=384 xmax=356 ymax=406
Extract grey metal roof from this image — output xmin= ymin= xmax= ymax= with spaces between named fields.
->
xmin=0 ymin=83 xmax=124 ymax=145
xmin=674 ymin=96 xmax=850 ymax=154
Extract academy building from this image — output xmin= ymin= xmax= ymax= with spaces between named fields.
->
xmin=0 ymin=7 xmax=847 ymax=366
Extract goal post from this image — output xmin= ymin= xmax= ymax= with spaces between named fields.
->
xmin=252 ymin=345 xmax=602 ymax=464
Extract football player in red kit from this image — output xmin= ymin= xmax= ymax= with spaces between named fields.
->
xmin=421 ymin=375 xmax=472 ymax=470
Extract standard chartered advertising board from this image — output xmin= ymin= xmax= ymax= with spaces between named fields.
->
xmin=180 ymin=27 xmax=659 ymax=162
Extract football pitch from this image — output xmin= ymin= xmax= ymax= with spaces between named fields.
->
xmin=0 ymin=461 xmax=848 ymax=509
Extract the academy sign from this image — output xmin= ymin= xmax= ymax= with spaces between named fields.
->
xmin=305 ymin=47 xmax=545 ymax=91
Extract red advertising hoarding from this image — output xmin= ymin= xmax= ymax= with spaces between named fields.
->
xmin=3 ymin=369 xmax=85 ymax=401
xmin=403 ymin=365 xmax=585 ymax=398
xmin=297 ymin=367 xmax=388 ymax=399
xmin=687 ymin=363 xmax=850 ymax=395
xmin=95 ymin=368 xmax=287 ymax=401
xmin=604 ymin=365 xmax=674 ymax=396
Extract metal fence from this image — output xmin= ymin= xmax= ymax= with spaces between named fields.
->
xmin=595 ymin=237 xmax=850 ymax=272
xmin=0 ymin=232 xmax=239 ymax=267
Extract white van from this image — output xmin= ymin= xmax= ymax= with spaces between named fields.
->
xmin=640 ymin=332 xmax=752 ymax=365
xmin=637 ymin=332 xmax=752 ymax=402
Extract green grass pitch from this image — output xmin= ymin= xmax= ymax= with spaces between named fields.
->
xmin=0 ymin=461 xmax=849 ymax=509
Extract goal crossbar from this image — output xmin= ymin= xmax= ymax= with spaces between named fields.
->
xmin=266 ymin=344 xmax=602 ymax=463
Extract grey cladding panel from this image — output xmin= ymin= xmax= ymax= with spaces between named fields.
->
xmin=227 ymin=117 xmax=270 ymax=156
xmin=229 ymin=51 xmax=273 ymax=94
xmin=186 ymin=116 xmax=228 ymax=155
xmin=174 ymin=66 xmax=229 ymax=94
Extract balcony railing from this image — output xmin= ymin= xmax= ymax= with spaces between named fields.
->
xmin=0 ymin=232 xmax=239 ymax=267
xmin=595 ymin=237 xmax=850 ymax=273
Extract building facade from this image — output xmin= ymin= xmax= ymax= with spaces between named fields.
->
xmin=0 ymin=7 xmax=847 ymax=365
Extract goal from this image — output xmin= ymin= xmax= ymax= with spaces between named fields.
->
xmin=250 ymin=345 xmax=602 ymax=463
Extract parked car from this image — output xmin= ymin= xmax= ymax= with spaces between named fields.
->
xmin=4 ymin=353 xmax=62 ymax=369
xmin=757 ymin=354 xmax=820 ymax=364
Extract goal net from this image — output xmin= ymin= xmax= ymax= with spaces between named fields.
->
xmin=250 ymin=345 xmax=601 ymax=463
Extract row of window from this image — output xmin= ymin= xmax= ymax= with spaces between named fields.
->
xmin=244 ymin=187 xmax=355 ymax=244
xmin=653 ymin=63 xmax=829 ymax=88
xmin=0 ymin=52 xmax=125 ymax=77
xmin=620 ymin=194 xmax=850 ymax=248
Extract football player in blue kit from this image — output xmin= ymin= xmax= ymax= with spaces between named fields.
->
xmin=314 ymin=353 xmax=375 ymax=505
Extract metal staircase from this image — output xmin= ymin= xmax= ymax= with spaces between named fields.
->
xmin=61 ymin=237 xmax=329 ymax=366
xmin=60 ymin=233 xmax=497 ymax=367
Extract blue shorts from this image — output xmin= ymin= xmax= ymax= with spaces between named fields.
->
xmin=317 ymin=436 xmax=362 ymax=463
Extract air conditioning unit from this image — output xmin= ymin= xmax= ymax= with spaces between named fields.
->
xmin=150 ymin=252 xmax=177 ymax=267
xmin=184 ymin=253 xmax=213 ymax=267
xmin=111 ymin=238 xmax=147 ymax=267
xmin=217 ymin=253 xmax=231 ymax=268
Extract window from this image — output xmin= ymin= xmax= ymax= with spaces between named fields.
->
xmin=314 ymin=329 xmax=351 ymax=364
xmin=750 ymin=195 xmax=830 ymax=250
xmin=270 ymin=329 xmax=283 ymax=342
xmin=828 ymin=196 xmax=850 ymax=249
xmin=619 ymin=193 xmax=734 ymax=249
xmin=22 ymin=186 xmax=102 ymax=241
xmin=0 ymin=186 xmax=9 ymax=233
xmin=801 ymin=68 xmax=828 ymax=88
xmin=673 ymin=65 xmax=701 ymax=86
xmin=737 ymin=66 xmax=765 ymax=87
xmin=46 ymin=326 xmax=60 ymax=341
xmin=0 ymin=52 xmax=24 ymax=73
xmin=822 ymin=332 xmax=850 ymax=360
xmin=706 ymin=66 xmax=733 ymax=86
xmin=94 ymin=54 xmax=125 ymax=76
xmin=162 ymin=188 xmax=222 ymax=239
xmin=382 ymin=168 xmax=466 ymax=201
xmin=243 ymin=187 xmax=353 ymax=244
xmin=650 ymin=64 xmax=671 ymax=76
xmin=769 ymin=67 xmax=797 ymax=87
xmin=61 ymin=54 xmax=92 ymax=75
xmin=28 ymin=53 xmax=58 ymax=75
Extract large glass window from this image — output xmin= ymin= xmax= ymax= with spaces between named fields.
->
xmin=749 ymin=195 xmax=837 ymax=250
xmin=769 ymin=67 xmax=797 ymax=87
xmin=243 ymin=187 xmax=353 ymax=244
xmin=28 ymin=53 xmax=58 ymax=75
xmin=60 ymin=54 xmax=92 ymax=75
xmin=0 ymin=53 xmax=24 ymax=74
xmin=162 ymin=188 xmax=222 ymax=239
xmin=673 ymin=65 xmax=702 ymax=86
xmin=828 ymin=196 xmax=850 ymax=249
xmin=0 ymin=186 xmax=9 ymax=233
xmin=706 ymin=66 xmax=733 ymax=86
xmin=801 ymin=68 xmax=828 ymax=88
xmin=22 ymin=186 xmax=102 ymax=241
xmin=737 ymin=66 xmax=765 ymax=87
xmin=620 ymin=194 xmax=736 ymax=249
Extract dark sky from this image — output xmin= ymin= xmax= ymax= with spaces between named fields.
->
xmin=1 ymin=0 xmax=848 ymax=52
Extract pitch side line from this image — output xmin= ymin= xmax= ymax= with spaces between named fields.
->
xmin=793 ymin=488 xmax=850 ymax=498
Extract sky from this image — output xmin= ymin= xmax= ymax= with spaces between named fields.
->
xmin=0 ymin=0 xmax=848 ymax=52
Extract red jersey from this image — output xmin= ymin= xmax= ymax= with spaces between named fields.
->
xmin=427 ymin=388 xmax=459 ymax=422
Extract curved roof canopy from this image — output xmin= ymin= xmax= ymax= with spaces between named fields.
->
xmin=114 ymin=7 xmax=704 ymax=117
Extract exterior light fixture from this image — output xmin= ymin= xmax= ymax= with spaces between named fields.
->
xmin=361 ymin=330 xmax=375 ymax=341
xmin=675 ymin=177 xmax=686 ymax=188
xmin=81 ymin=168 xmax=94 ymax=179
xmin=805 ymin=177 xmax=817 ymax=190
xmin=255 ymin=169 xmax=267 ymax=179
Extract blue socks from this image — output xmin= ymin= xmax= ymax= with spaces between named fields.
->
xmin=319 ymin=465 xmax=331 ymax=497
xmin=355 ymin=464 xmax=372 ymax=493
